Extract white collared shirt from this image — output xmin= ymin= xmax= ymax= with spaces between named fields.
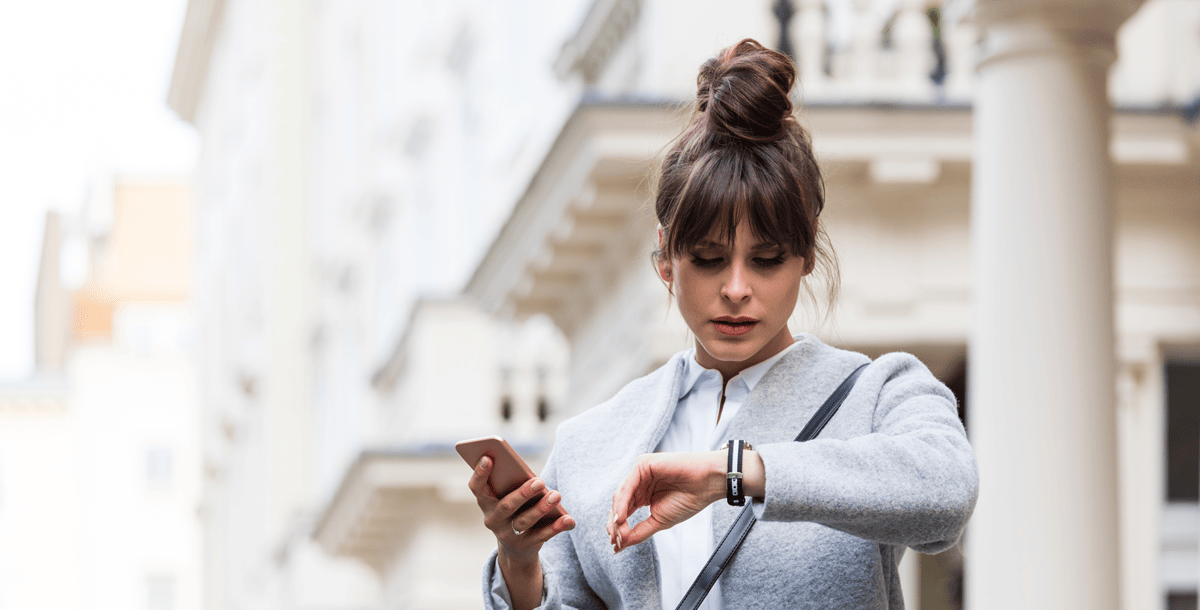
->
xmin=652 ymin=342 xmax=799 ymax=610
xmin=489 ymin=342 xmax=800 ymax=609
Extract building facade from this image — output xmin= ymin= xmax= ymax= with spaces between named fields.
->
xmin=169 ymin=0 xmax=1200 ymax=608
xmin=0 ymin=181 xmax=204 ymax=610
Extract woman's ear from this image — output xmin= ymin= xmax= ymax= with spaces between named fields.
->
xmin=658 ymin=258 xmax=673 ymax=283
xmin=655 ymin=226 xmax=673 ymax=283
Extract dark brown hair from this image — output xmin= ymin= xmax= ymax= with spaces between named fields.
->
xmin=654 ymin=38 xmax=838 ymax=310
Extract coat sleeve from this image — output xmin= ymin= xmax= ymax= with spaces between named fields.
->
xmin=481 ymin=443 xmax=607 ymax=609
xmin=752 ymin=353 xmax=978 ymax=554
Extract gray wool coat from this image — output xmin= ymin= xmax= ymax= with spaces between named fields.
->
xmin=483 ymin=334 xmax=978 ymax=609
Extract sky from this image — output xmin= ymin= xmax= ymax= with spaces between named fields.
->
xmin=0 ymin=0 xmax=198 ymax=380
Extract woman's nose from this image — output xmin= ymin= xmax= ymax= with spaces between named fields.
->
xmin=721 ymin=262 xmax=752 ymax=302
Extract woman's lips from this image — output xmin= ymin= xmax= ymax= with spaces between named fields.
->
xmin=712 ymin=318 xmax=758 ymax=336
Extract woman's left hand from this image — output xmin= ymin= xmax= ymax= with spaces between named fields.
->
xmin=606 ymin=451 xmax=727 ymax=552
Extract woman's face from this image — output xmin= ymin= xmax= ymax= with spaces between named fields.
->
xmin=662 ymin=219 xmax=809 ymax=379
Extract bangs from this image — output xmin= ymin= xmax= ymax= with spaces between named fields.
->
xmin=663 ymin=144 xmax=816 ymax=259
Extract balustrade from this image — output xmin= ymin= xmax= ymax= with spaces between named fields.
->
xmin=786 ymin=0 xmax=974 ymax=102
xmin=782 ymin=0 xmax=1200 ymax=108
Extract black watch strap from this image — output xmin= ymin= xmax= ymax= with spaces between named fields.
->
xmin=726 ymin=439 xmax=748 ymax=506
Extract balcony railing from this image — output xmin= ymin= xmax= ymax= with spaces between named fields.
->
xmin=785 ymin=0 xmax=976 ymax=103
xmin=781 ymin=0 xmax=1200 ymax=109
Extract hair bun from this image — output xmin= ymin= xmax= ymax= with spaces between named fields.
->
xmin=696 ymin=39 xmax=796 ymax=143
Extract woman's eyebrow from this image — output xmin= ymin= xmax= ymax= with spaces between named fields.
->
xmin=750 ymin=242 xmax=783 ymax=252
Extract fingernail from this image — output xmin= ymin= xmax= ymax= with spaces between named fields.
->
xmin=564 ymin=517 xmax=575 ymax=528
xmin=546 ymin=491 xmax=560 ymax=505
xmin=531 ymin=479 xmax=545 ymax=492
xmin=616 ymin=530 xmax=622 ymax=548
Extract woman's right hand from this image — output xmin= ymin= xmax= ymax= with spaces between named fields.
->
xmin=468 ymin=456 xmax=576 ymax=564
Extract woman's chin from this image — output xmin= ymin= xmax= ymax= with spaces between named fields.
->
xmin=698 ymin=339 xmax=761 ymax=366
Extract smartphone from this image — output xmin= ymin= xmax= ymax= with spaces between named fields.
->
xmin=456 ymin=435 xmax=566 ymax=530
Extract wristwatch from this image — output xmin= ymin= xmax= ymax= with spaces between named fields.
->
xmin=722 ymin=440 xmax=753 ymax=506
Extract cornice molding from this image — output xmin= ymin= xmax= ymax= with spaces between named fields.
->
xmin=463 ymin=99 xmax=678 ymax=332
xmin=167 ymin=0 xmax=227 ymax=125
xmin=311 ymin=446 xmax=544 ymax=573
xmin=555 ymin=0 xmax=641 ymax=84
xmin=974 ymin=0 xmax=1143 ymax=37
xmin=972 ymin=0 xmax=1145 ymax=70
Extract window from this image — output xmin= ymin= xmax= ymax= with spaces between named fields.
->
xmin=536 ymin=367 xmax=551 ymax=423
xmin=1166 ymin=363 xmax=1200 ymax=501
xmin=1167 ymin=592 xmax=1197 ymax=610
xmin=499 ymin=367 xmax=513 ymax=422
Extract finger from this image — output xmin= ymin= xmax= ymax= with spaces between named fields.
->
xmin=610 ymin=514 xmax=617 ymax=551
xmin=610 ymin=463 xmax=651 ymax=553
xmin=609 ymin=496 xmax=627 ymax=550
xmin=484 ymin=476 xmax=545 ymax=533
xmin=607 ymin=499 xmax=616 ymax=545
xmin=613 ymin=510 xmax=629 ymax=551
xmin=524 ymin=512 xmax=577 ymax=546
xmin=617 ymin=513 xmax=667 ymax=551
xmin=495 ymin=477 xmax=547 ymax=521
xmin=512 ymin=489 xmax=564 ymax=533
xmin=611 ymin=460 xmax=650 ymax=528
xmin=468 ymin=456 xmax=498 ymax=506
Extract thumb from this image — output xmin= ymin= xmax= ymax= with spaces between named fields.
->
xmin=617 ymin=512 xmax=667 ymax=550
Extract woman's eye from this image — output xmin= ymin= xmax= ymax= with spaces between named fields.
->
xmin=690 ymin=256 xmax=723 ymax=268
xmin=754 ymin=255 xmax=787 ymax=267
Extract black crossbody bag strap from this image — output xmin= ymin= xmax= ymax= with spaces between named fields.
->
xmin=674 ymin=362 xmax=870 ymax=610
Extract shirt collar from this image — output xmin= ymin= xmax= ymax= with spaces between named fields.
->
xmin=677 ymin=340 xmax=801 ymax=399
xmin=677 ymin=348 xmax=715 ymax=400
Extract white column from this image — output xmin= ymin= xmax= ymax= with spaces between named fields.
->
xmin=263 ymin=0 xmax=314 ymax=550
xmin=893 ymin=0 xmax=933 ymax=100
xmin=849 ymin=0 xmax=877 ymax=94
xmin=899 ymin=548 xmax=920 ymax=609
xmin=795 ymin=0 xmax=825 ymax=94
xmin=1116 ymin=340 xmax=1165 ymax=610
xmin=943 ymin=18 xmax=977 ymax=102
xmin=966 ymin=2 xmax=1139 ymax=609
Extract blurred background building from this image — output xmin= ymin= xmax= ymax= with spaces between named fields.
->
xmin=0 ymin=180 xmax=202 ymax=609
xmin=159 ymin=0 xmax=1200 ymax=609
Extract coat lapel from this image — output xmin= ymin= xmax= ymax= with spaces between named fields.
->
xmin=607 ymin=353 xmax=688 ymax=609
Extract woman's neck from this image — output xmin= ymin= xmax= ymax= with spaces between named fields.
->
xmin=695 ymin=328 xmax=795 ymax=384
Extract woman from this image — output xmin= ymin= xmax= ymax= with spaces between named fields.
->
xmin=467 ymin=39 xmax=977 ymax=610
